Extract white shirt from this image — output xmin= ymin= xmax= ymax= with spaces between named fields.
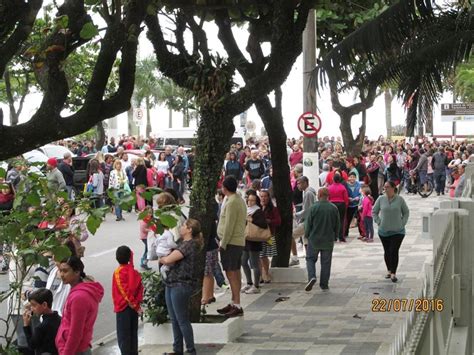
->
xmin=156 ymin=160 xmax=170 ymax=174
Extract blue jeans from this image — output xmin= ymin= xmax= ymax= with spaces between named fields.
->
xmin=165 ymin=285 xmax=195 ymax=354
xmin=364 ymin=217 xmax=374 ymax=240
xmin=114 ymin=191 xmax=123 ymax=219
xmin=141 ymin=239 xmax=148 ymax=267
xmin=116 ymin=306 xmax=139 ymax=355
xmin=305 ymin=245 xmax=333 ymax=288
xmin=433 ymin=170 xmax=446 ymax=194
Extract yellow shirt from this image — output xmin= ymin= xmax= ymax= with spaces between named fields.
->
xmin=217 ymin=193 xmax=247 ymax=249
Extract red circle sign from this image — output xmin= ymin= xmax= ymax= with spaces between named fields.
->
xmin=297 ymin=112 xmax=321 ymax=138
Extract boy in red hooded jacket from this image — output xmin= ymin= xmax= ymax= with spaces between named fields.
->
xmin=112 ymin=246 xmax=144 ymax=355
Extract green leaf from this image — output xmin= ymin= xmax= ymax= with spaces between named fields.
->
xmin=26 ymin=192 xmax=41 ymax=206
xmin=86 ymin=215 xmax=101 ymax=235
xmin=52 ymin=245 xmax=72 ymax=262
xmin=141 ymin=190 xmax=156 ymax=202
xmin=0 ymin=168 xmax=5 ymax=179
xmin=160 ymin=214 xmax=178 ymax=228
xmin=85 ymin=0 xmax=100 ymax=5
xmin=80 ymin=22 xmax=99 ymax=40
xmin=55 ymin=15 xmax=69 ymax=29
xmin=138 ymin=210 xmax=150 ymax=220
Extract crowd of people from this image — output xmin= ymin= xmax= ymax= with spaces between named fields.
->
xmin=1 ymin=132 xmax=473 ymax=355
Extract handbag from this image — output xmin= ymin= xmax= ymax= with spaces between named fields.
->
xmin=245 ymin=222 xmax=272 ymax=242
xmin=123 ymin=182 xmax=131 ymax=193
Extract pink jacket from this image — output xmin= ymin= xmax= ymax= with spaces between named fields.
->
xmin=328 ymin=183 xmax=349 ymax=206
xmin=56 ymin=281 xmax=104 ymax=355
xmin=361 ymin=196 xmax=374 ymax=218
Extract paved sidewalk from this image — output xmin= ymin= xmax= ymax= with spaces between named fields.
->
xmin=95 ymin=193 xmax=440 ymax=355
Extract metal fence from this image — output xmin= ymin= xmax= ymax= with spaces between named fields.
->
xmin=391 ymin=163 xmax=474 ymax=355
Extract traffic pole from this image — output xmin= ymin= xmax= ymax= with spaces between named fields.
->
xmin=302 ymin=9 xmax=319 ymax=190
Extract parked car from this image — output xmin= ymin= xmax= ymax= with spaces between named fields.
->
xmin=38 ymin=144 xmax=75 ymax=160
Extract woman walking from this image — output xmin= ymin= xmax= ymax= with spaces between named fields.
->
xmin=372 ymin=181 xmax=410 ymax=283
xmin=259 ymin=190 xmax=280 ymax=283
xmin=159 ymin=219 xmax=203 ymax=355
xmin=241 ymin=190 xmax=267 ymax=294
xmin=89 ymin=160 xmax=104 ymax=208
xmin=109 ymin=159 xmax=127 ymax=221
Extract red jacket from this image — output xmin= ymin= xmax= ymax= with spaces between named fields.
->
xmin=112 ymin=262 xmax=144 ymax=313
xmin=55 ymin=281 xmax=104 ymax=355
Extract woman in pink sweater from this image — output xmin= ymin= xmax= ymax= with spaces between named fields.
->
xmin=328 ymin=174 xmax=349 ymax=242
xmin=56 ymin=257 xmax=104 ymax=355
xmin=361 ymin=187 xmax=374 ymax=242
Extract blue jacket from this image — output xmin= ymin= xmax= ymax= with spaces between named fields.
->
xmin=346 ymin=181 xmax=361 ymax=208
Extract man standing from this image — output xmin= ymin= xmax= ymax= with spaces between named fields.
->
xmin=304 ymin=187 xmax=340 ymax=292
xmin=46 ymin=158 xmax=66 ymax=193
xmin=217 ymin=176 xmax=247 ymax=317
xmin=431 ymin=146 xmax=447 ymax=196
xmin=245 ymin=150 xmax=265 ymax=182
xmin=291 ymin=176 xmax=317 ymax=265
xmin=58 ymin=153 xmax=75 ymax=199
xmin=164 ymin=146 xmax=175 ymax=188
xmin=454 ymin=163 xmax=466 ymax=197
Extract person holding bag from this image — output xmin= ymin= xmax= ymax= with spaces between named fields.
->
xmin=109 ymin=159 xmax=127 ymax=221
xmin=241 ymin=190 xmax=267 ymax=295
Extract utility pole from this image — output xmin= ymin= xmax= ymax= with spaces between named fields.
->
xmin=302 ymin=9 xmax=319 ymax=189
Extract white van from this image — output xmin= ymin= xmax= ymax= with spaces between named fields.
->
xmin=155 ymin=127 xmax=246 ymax=149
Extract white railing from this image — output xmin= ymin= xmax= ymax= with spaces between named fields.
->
xmin=391 ymin=163 xmax=474 ymax=355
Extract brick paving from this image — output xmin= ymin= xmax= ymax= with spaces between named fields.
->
xmin=96 ymin=193 xmax=441 ymax=355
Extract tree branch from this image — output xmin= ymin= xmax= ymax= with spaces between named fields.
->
xmin=185 ymin=12 xmax=211 ymax=66
xmin=0 ymin=0 xmax=43 ymax=77
xmin=145 ymin=13 xmax=192 ymax=88
xmin=215 ymin=11 xmax=254 ymax=78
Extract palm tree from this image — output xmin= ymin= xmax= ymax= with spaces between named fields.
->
xmin=133 ymin=57 xmax=164 ymax=137
xmin=312 ymin=0 xmax=472 ymax=137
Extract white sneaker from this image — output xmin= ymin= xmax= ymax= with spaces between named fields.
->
xmin=241 ymin=284 xmax=252 ymax=293
xmin=289 ymin=258 xmax=300 ymax=266
xmin=245 ymin=286 xmax=261 ymax=294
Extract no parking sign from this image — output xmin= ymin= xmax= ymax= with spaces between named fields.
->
xmin=297 ymin=112 xmax=322 ymax=138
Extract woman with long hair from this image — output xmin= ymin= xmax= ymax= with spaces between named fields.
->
xmin=159 ymin=219 xmax=203 ymax=355
xmin=55 ymin=256 xmax=104 ymax=355
xmin=156 ymin=152 xmax=171 ymax=189
xmin=89 ymin=160 xmax=104 ymax=208
xmin=241 ymin=190 xmax=266 ymax=294
xmin=259 ymin=190 xmax=280 ymax=283
xmin=132 ymin=158 xmax=148 ymax=211
xmin=109 ymin=159 xmax=127 ymax=221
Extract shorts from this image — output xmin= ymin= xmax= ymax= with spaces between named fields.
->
xmin=204 ymin=249 xmax=218 ymax=276
xmin=220 ymin=244 xmax=244 ymax=272
xmin=419 ymin=170 xmax=427 ymax=185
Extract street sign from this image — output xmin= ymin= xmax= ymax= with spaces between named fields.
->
xmin=440 ymin=103 xmax=474 ymax=122
xmin=134 ymin=108 xmax=143 ymax=122
xmin=297 ymin=112 xmax=321 ymax=138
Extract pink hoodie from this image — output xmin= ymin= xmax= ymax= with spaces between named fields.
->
xmin=56 ymin=281 xmax=104 ymax=355
xmin=362 ymin=195 xmax=374 ymax=218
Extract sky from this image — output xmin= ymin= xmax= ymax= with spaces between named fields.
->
xmin=2 ymin=10 xmax=472 ymax=141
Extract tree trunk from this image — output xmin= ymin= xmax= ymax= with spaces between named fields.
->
xmin=145 ymin=96 xmax=152 ymax=137
xmin=168 ymin=108 xmax=173 ymax=128
xmin=95 ymin=122 xmax=106 ymax=150
xmin=425 ymin=107 xmax=433 ymax=134
xmin=254 ymin=95 xmax=293 ymax=267
xmin=339 ymin=112 xmax=366 ymax=157
xmin=188 ymin=108 xmax=235 ymax=322
xmin=384 ymin=89 xmax=392 ymax=140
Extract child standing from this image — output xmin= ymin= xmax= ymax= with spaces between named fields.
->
xmin=361 ymin=187 xmax=374 ymax=242
xmin=139 ymin=207 xmax=156 ymax=270
xmin=112 ymin=246 xmax=144 ymax=355
xmin=23 ymin=288 xmax=61 ymax=355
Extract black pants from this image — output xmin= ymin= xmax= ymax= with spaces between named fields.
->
xmin=379 ymin=235 xmax=404 ymax=274
xmin=333 ymin=202 xmax=346 ymax=241
xmin=433 ymin=170 xmax=446 ymax=194
xmin=344 ymin=206 xmax=358 ymax=237
xmin=116 ymin=306 xmax=139 ymax=355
